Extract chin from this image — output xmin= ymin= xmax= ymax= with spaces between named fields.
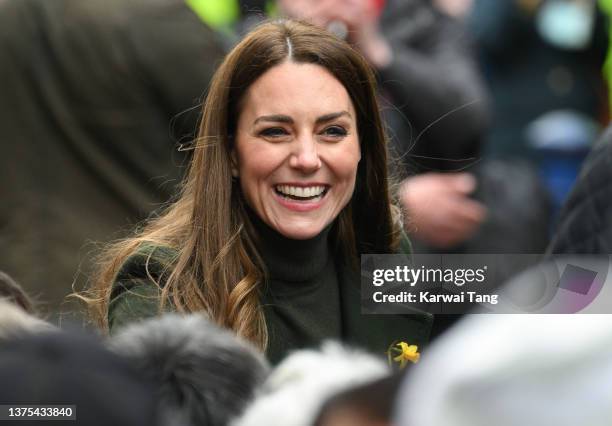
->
xmin=277 ymin=221 xmax=326 ymax=240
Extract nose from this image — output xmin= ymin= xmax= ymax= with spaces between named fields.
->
xmin=289 ymin=135 xmax=322 ymax=173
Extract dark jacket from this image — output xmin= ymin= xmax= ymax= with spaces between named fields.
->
xmin=378 ymin=0 xmax=489 ymax=173
xmin=547 ymin=127 xmax=612 ymax=255
xmin=0 ymin=0 xmax=224 ymax=315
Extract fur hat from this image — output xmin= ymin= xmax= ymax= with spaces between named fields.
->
xmin=233 ymin=342 xmax=390 ymax=426
xmin=0 ymin=330 xmax=171 ymax=426
xmin=110 ymin=313 xmax=270 ymax=426
xmin=0 ymin=299 xmax=55 ymax=340
xmin=0 ymin=270 xmax=34 ymax=313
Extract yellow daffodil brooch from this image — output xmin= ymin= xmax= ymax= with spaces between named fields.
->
xmin=387 ymin=341 xmax=420 ymax=370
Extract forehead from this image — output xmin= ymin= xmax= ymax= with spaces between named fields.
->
xmin=239 ymin=61 xmax=356 ymax=120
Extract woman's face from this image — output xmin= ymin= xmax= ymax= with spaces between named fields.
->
xmin=234 ymin=61 xmax=361 ymax=240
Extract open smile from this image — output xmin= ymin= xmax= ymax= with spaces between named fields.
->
xmin=274 ymin=184 xmax=330 ymax=201
xmin=273 ymin=184 xmax=330 ymax=211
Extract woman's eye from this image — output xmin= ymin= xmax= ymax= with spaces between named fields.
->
xmin=259 ymin=127 xmax=289 ymax=138
xmin=321 ymin=125 xmax=348 ymax=138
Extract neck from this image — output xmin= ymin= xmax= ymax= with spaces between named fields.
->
xmin=246 ymin=208 xmax=332 ymax=282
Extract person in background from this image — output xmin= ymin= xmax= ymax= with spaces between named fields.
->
xmin=313 ymin=373 xmax=404 ymax=426
xmin=406 ymin=0 xmax=604 ymax=258
xmin=469 ymin=0 xmax=607 ymax=161
xmin=82 ymin=20 xmax=432 ymax=364
xmin=547 ymin=125 xmax=612 ymax=255
xmin=0 ymin=0 xmax=225 ymax=321
xmin=467 ymin=0 xmax=607 ymax=215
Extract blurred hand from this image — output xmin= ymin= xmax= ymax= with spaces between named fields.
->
xmin=339 ymin=0 xmax=392 ymax=68
xmin=433 ymin=0 xmax=474 ymax=18
xmin=278 ymin=0 xmax=392 ymax=67
xmin=400 ymin=173 xmax=487 ymax=248
xmin=277 ymin=0 xmax=337 ymax=28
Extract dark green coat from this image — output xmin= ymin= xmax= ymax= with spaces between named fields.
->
xmin=109 ymin=230 xmax=432 ymax=364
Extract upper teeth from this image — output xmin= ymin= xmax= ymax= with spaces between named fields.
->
xmin=276 ymin=185 xmax=326 ymax=198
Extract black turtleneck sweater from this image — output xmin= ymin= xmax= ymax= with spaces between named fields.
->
xmin=250 ymin=214 xmax=341 ymax=364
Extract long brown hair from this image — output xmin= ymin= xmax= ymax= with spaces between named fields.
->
xmin=83 ymin=19 xmax=400 ymax=349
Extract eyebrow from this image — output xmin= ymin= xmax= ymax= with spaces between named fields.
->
xmin=253 ymin=111 xmax=352 ymax=126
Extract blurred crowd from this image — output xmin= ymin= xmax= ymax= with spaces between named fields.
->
xmin=2 ymin=273 xmax=612 ymax=426
xmin=1 ymin=0 xmax=611 ymax=424
xmin=2 ymin=0 xmax=609 ymax=319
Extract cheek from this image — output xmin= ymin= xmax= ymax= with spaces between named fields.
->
xmin=236 ymin=146 xmax=281 ymax=201
xmin=338 ymin=143 xmax=361 ymax=184
xmin=328 ymin=145 xmax=361 ymax=205
xmin=344 ymin=145 xmax=362 ymax=201
xmin=238 ymin=149 xmax=280 ymax=180
xmin=238 ymin=158 xmax=264 ymax=198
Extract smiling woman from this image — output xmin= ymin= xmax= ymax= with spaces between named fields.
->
xmin=81 ymin=19 xmax=432 ymax=363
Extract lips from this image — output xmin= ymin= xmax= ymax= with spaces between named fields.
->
xmin=274 ymin=184 xmax=329 ymax=201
